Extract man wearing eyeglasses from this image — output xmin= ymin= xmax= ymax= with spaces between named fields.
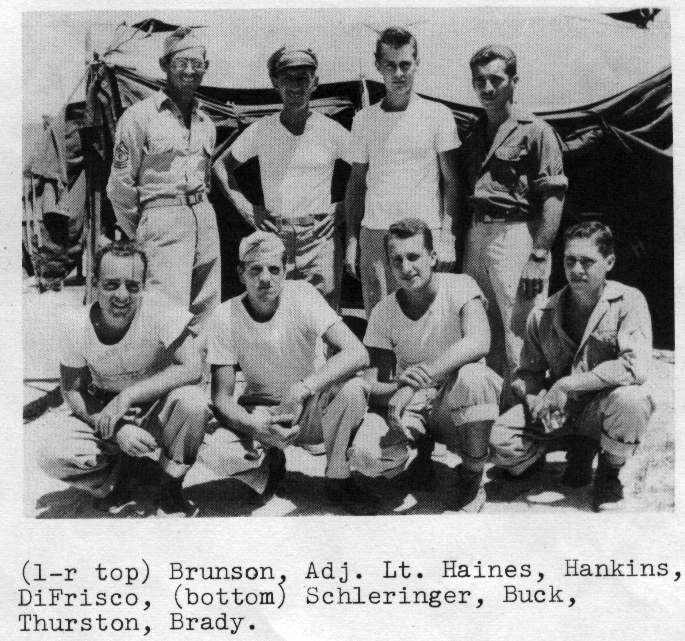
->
xmin=107 ymin=27 xmax=219 ymax=331
xmin=214 ymin=48 xmax=352 ymax=310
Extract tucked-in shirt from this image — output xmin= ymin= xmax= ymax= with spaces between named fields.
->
xmin=517 ymin=280 xmax=652 ymax=390
xmin=349 ymin=95 xmax=460 ymax=230
xmin=107 ymin=91 xmax=216 ymax=238
xmin=457 ymin=109 xmax=568 ymax=220
xmin=363 ymin=273 xmax=485 ymax=377
xmin=229 ymin=112 xmax=352 ymax=220
xmin=205 ymin=281 xmax=339 ymax=404
xmin=60 ymin=293 xmax=192 ymax=393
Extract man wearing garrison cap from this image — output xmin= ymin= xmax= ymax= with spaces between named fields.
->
xmin=107 ymin=27 xmax=219 ymax=332
xmin=203 ymin=231 xmax=376 ymax=514
xmin=214 ymin=47 xmax=353 ymax=310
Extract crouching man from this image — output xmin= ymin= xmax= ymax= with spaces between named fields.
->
xmin=489 ymin=222 xmax=655 ymax=510
xmin=37 ymin=241 xmax=210 ymax=517
xmin=348 ymin=219 xmax=502 ymax=512
xmin=206 ymin=232 xmax=371 ymax=514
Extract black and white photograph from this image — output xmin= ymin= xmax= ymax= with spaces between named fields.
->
xmin=20 ymin=5 xmax=674 ymax=522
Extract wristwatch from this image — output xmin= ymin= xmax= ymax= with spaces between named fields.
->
xmin=529 ymin=248 xmax=549 ymax=263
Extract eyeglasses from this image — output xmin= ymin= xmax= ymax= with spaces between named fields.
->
xmin=170 ymin=58 xmax=206 ymax=71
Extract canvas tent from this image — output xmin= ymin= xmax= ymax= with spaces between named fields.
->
xmin=24 ymin=12 xmax=673 ymax=345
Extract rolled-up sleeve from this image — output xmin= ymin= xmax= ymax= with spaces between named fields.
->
xmin=531 ymin=123 xmax=568 ymax=195
xmin=592 ymin=291 xmax=653 ymax=386
xmin=106 ymin=107 xmax=145 ymax=238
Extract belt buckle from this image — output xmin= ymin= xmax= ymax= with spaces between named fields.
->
xmin=185 ymin=192 xmax=202 ymax=206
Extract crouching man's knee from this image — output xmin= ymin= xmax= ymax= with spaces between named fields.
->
xmin=444 ymin=362 xmax=502 ymax=426
xmin=599 ymin=385 xmax=654 ymax=459
xmin=489 ymin=404 xmax=544 ymax=476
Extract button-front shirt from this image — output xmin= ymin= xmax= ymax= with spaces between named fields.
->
xmin=457 ymin=109 xmax=568 ymax=220
xmin=107 ymin=91 xmax=216 ymax=238
xmin=517 ymin=280 xmax=653 ymax=391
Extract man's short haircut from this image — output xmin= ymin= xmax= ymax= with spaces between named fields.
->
xmin=94 ymin=240 xmax=148 ymax=281
xmin=375 ymin=27 xmax=418 ymax=62
xmin=385 ymin=217 xmax=434 ymax=255
xmin=469 ymin=44 xmax=517 ymax=78
xmin=563 ymin=220 xmax=615 ymax=257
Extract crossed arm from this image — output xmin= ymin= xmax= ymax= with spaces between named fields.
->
xmin=60 ymin=330 xmax=202 ymax=440
xmin=211 ymin=320 xmax=369 ymax=450
xmin=365 ymin=298 xmax=490 ymax=432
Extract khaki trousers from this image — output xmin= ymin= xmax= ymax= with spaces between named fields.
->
xmin=197 ymin=378 xmax=368 ymax=494
xmin=137 ymin=200 xmax=221 ymax=332
xmin=36 ymin=386 xmax=211 ymax=497
xmin=349 ymin=363 xmax=502 ymax=478
xmin=489 ymin=385 xmax=655 ymax=475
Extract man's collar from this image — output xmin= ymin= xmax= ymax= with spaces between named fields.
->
xmin=154 ymin=90 xmax=201 ymax=115
xmin=541 ymin=280 xmax=624 ymax=311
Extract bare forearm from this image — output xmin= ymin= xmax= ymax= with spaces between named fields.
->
xmin=367 ymin=380 xmax=400 ymax=407
xmin=304 ymin=348 xmax=369 ymax=395
xmin=123 ymin=364 xmax=201 ymax=406
xmin=426 ymin=337 xmax=489 ymax=382
xmin=532 ymin=195 xmax=563 ymax=250
xmin=212 ymin=396 xmax=259 ymax=438
xmin=62 ymin=388 xmax=98 ymax=428
xmin=213 ymin=162 xmax=256 ymax=227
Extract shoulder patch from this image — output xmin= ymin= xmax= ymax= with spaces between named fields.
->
xmin=112 ymin=139 xmax=130 ymax=169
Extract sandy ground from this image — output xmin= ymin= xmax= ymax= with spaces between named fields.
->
xmin=22 ymin=282 xmax=674 ymax=518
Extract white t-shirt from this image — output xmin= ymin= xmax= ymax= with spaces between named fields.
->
xmin=364 ymin=273 xmax=485 ymax=375
xmin=229 ymin=112 xmax=352 ymax=219
xmin=60 ymin=293 xmax=192 ymax=393
xmin=206 ymin=281 xmax=339 ymax=404
xmin=349 ymin=94 xmax=460 ymax=230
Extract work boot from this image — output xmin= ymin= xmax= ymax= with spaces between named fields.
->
xmin=562 ymin=437 xmax=596 ymax=488
xmin=501 ymin=453 xmax=546 ymax=482
xmin=93 ymin=475 xmax=136 ymax=515
xmin=325 ymin=477 xmax=381 ymax=515
xmin=261 ymin=448 xmax=287 ymax=503
xmin=93 ymin=456 xmax=137 ymax=515
xmin=157 ymin=475 xmax=199 ymax=518
xmin=592 ymin=454 xmax=624 ymax=512
xmin=406 ymin=452 xmax=438 ymax=492
xmin=446 ymin=465 xmax=485 ymax=513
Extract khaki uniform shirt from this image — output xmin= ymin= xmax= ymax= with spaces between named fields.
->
xmin=106 ymin=91 xmax=216 ymax=238
xmin=457 ymin=109 xmax=568 ymax=220
xmin=517 ymin=280 xmax=652 ymax=392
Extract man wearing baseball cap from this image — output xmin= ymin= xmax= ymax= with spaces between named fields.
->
xmin=107 ymin=27 xmax=220 ymax=332
xmin=214 ymin=47 xmax=353 ymax=310
xmin=203 ymin=231 xmax=376 ymax=514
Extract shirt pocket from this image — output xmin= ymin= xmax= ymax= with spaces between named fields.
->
xmin=490 ymin=144 xmax=529 ymax=194
xmin=144 ymin=135 xmax=178 ymax=174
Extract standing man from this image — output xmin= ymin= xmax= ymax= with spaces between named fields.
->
xmin=489 ymin=222 xmax=654 ymax=511
xmin=205 ymin=232 xmax=373 ymax=514
xmin=214 ymin=48 xmax=352 ymax=310
xmin=37 ymin=241 xmax=210 ymax=517
xmin=348 ymin=219 xmax=502 ymax=512
xmin=344 ymin=27 xmax=461 ymax=318
xmin=457 ymin=45 xmax=568 ymax=398
xmin=107 ymin=27 xmax=219 ymax=331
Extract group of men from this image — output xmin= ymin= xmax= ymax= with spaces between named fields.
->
xmin=36 ymin=26 xmax=655 ymax=516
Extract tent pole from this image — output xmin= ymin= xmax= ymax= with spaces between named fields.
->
xmin=29 ymin=175 xmax=44 ymax=249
